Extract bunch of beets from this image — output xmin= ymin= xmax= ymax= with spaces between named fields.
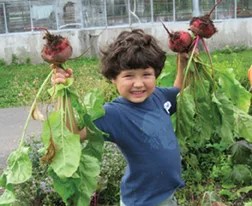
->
xmin=162 ymin=0 xmax=222 ymax=54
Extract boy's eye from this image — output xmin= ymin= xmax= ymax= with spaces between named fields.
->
xmin=123 ymin=74 xmax=133 ymax=78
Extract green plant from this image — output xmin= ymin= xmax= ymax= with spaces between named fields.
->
xmin=11 ymin=54 xmax=19 ymax=65
xmin=0 ymin=59 xmax=6 ymax=67
xmin=25 ymin=58 xmax=31 ymax=64
xmin=3 ymin=139 xmax=125 ymax=206
xmin=0 ymin=30 xmax=106 ymax=206
xmin=97 ymin=142 xmax=126 ymax=205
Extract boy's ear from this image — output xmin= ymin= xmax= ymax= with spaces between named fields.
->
xmin=111 ymin=79 xmax=116 ymax=84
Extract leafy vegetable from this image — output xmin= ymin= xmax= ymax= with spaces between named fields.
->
xmin=0 ymin=30 xmax=105 ymax=205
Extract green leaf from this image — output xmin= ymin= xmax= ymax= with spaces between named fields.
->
xmin=191 ymin=80 xmax=213 ymax=147
xmin=0 ymin=189 xmax=16 ymax=205
xmin=176 ymin=88 xmax=196 ymax=140
xmin=0 ymin=173 xmax=6 ymax=187
xmin=234 ymin=108 xmax=252 ymax=142
xmin=67 ymin=114 xmax=104 ymax=205
xmin=244 ymin=202 xmax=252 ymax=206
xmin=49 ymin=168 xmax=80 ymax=204
xmin=5 ymin=146 xmax=32 ymax=184
xmin=230 ymin=164 xmax=252 ymax=185
xmin=230 ymin=140 xmax=252 ymax=165
xmin=217 ymin=67 xmax=251 ymax=112
xmin=47 ymin=77 xmax=74 ymax=97
xmin=83 ymin=114 xmax=105 ymax=161
xmin=236 ymin=185 xmax=252 ymax=197
xmin=76 ymin=154 xmax=100 ymax=205
xmin=41 ymin=111 xmax=81 ymax=178
xmin=83 ymin=89 xmax=105 ymax=121
xmin=211 ymin=92 xmax=235 ymax=146
xmin=157 ymin=71 xmax=175 ymax=87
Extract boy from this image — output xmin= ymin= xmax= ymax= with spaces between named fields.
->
xmin=53 ymin=29 xmax=188 ymax=206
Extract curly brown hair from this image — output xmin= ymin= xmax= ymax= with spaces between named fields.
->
xmin=100 ymin=29 xmax=166 ymax=80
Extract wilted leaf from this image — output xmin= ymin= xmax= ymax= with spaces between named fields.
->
xmin=31 ymin=105 xmax=45 ymax=121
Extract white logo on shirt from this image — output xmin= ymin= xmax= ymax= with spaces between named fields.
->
xmin=163 ymin=101 xmax=171 ymax=114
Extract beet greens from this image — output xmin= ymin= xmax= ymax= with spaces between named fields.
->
xmin=0 ymin=31 xmax=105 ymax=206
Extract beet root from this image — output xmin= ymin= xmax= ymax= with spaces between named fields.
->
xmin=41 ymin=30 xmax=72 ymax=65
xmin=189 ymin=15 xmax=217 ymax=39
xmin=189 ymin=0 xmax=222 ymax=39
xmin=162 ymin=22 xmax=193 ymax=53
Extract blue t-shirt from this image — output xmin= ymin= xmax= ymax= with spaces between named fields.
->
xmin=94 ymin=87 xmax=185 ymax=206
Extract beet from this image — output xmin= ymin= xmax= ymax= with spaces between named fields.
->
xmin=41 ymin=29 xmax=72 ymax=65
xmin=189 ymin=0 xmax=222 ymax=39
xmin=162 ymin=22 xmax=193 ymax=53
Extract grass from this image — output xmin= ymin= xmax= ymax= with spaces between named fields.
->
xmin=0 ymin=48 xmax=251 ymax=108
xmin=0 ymin=57 xmax=103 ymax=108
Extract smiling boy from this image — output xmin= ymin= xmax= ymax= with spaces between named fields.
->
xmin=53 ymin=29 xmax=188 ymax=206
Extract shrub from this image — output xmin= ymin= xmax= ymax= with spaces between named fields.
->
xmin=97 ymin=142 xmax=126 ymax=205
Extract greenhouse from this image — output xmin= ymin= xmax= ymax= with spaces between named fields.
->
xmin=0 ymin=0 xmax=252 ymax=34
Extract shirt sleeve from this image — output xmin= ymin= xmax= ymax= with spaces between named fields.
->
xmin=93 ymin=102 xmax=121 ymax=143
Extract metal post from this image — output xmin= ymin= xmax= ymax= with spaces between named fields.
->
xmin=1 ymin=3 xmax=8 ymax=33
xmin=128 ymin=0 xmax=131 ymax=25
xmin=150 ymin=0 xmax=153 ymax=23
xmin=79 ymin=0 xmax=84 ymax=28
xmin=173 ymin=0 xmax=175 ymax=21
xmin=215 ymin=0 xmax=218 ymax=20
xmin=192 ymin=0 xmax=200 ymax=17
xmin=104 ymin=0 xmax=108 ymax=27
xmin=55 ymin=0 xmax=59 ymax=30
xmin=234 ymin=0 xmax=237 ymax=19
xmin=28 ymin=0 xmax=33 ymax=32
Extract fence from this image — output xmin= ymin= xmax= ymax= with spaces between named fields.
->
xmin=0 ymin=0 xmax=252 ymax=34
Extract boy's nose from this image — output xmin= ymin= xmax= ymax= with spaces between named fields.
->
xmin=133 ymin=78 xmax=144 ymax=87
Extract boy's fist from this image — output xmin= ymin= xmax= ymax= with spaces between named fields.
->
xmin=51 ymin=65 xmax=73 ymax=85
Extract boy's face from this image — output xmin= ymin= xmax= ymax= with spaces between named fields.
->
xmin=111 ymin=67 xmax=156 ymax=103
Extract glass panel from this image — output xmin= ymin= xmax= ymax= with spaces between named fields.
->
xmin=129 ymin=0 xmax=151 ymax=24
xmin=56 ymin=0 xmax=83 ymax=29
xmin=175 ymin=0 xmax=192 ymax=21
xmin=106 ymin=0 xmax=128 ymax=26
xmin=82 ymin=0 xmax=106 ymax=28
xmin=153 ymin=0 xmax=174 ymax=22
xmin=216 ymin=0 xmax=235 ymax=19
xmin=0 ymin=0 xmax=248 ymax=33
xmin=5 ymin=1 xmax=31 ymax=33
xmin=237 ymin=0 xmax=252 ymax=18
xmin=30 ymin=0 xmax=57 ymax=30
xmin=200 ymin=0 xmax=215 ymax=17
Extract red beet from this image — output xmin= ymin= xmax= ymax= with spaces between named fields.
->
xmin=189 ymin=0 xmax=222 ymax=38
xmin=41 ymin=29 xmax=72 ymax=65
xmin=162 ymin=22 xmax=193 ymax=53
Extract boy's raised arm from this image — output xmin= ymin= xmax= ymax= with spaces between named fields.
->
xmin=173 ymin=53 xmax=188 ymax=89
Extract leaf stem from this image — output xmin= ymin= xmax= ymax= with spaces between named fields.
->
xmin=181 ymin=35 xmax=200 ymax=91
xmin=19 ymin=70 xmax=54 ymax=148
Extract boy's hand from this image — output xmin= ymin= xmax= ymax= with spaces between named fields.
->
xmin=51 ymin=66 xmax=73 ymax=85
xmin=177 ymin=53 xmax=189 ymax=65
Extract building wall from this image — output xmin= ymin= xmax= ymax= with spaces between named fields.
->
xmin=0 ymin=18 xmax=252 ymax=64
